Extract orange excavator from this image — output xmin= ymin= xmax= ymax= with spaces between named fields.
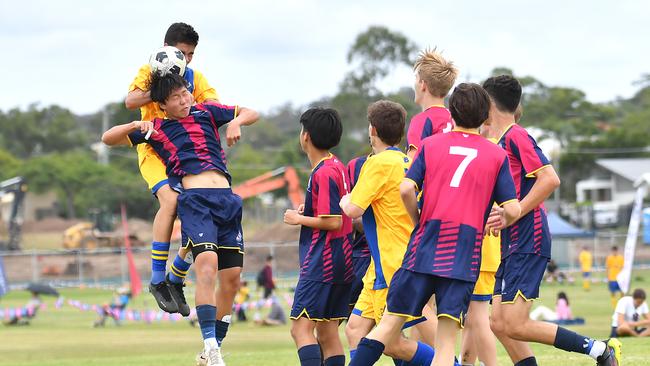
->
xmin=171 ymin=166 xmax=304 ymax=240
xmin=233 ymin=166 xmax=304 ymax=209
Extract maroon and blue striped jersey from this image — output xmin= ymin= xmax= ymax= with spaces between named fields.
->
xmin=497 ymin=124 xmax=552 ymax=259
xmin=127 ymin=102 xmax=237 ymax=185
xmin=406 ymin=106 xmax=453 ymax=152
xmin=298 ymin=154 xmax=354 ymax=284
xmin=402 ymin=130 xmax=517 ymax=282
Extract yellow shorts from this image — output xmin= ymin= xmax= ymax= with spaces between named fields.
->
xmin=352 ymin=286 xmax=423 ymax=328
xmin=471 ymin=271 xmax=496 ymax=301
xmin=136 ymin=144 xmax=168 ymax=193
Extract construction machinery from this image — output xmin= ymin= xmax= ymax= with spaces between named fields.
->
xmin=0 ymin=177 xmax=27 ymax=251
xmin=233 ymin=166 xmax=304 ymax=209
xmin=62 ymin=209 xmax=144 ymax=250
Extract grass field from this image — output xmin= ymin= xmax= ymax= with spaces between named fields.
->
xmin=1 ymin=273 xmax=648 ymax=365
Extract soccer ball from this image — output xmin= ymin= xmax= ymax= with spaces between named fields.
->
xmin=149 ymin=46 xmax=186 ymax=76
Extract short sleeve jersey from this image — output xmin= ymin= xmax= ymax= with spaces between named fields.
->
xmin=498 ymin=124 xmax=552 ymax=259
xmin=406 ymin=106 xmax=454 ymax=152
xmin=127 ymin=102 xmax=237 ymax=183
xmin=349 ymin=148 xmax=413 ymax=290
xmin=402 ymin=130 xmax=517 ymax=282
xmin=347 ymin=156 xmax=370 ymax=258
xmin=128 ymin=64 xmax=219 ymax=165
xmin=606 ymin=254 xmax=625 ymax=281
xmin=612 ymin=296 xmax=649 ymax=327
xmin=579 ymin=250 xmax=593 ymax=272
xmin=297 ymin=154 xmax=354 ymax=284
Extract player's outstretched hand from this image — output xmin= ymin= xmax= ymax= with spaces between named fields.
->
xmin=226 ymin=122 xmax=242 ymax=147
xmin=485 ymin=206 xmax=506 ymax=236
xmin=132 ymin=121 xmax=158 ymax=139
xmin=284 ymin=209 xmax=301 ymax=225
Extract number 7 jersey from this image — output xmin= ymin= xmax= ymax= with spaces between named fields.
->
xmin=402 ymin=129 xmax=517 ymax=282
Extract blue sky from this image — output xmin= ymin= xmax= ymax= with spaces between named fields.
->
xmin=2 ymin=0 xmax=648 ymax=115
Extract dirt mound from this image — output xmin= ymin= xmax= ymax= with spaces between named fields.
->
xmin=23 ymin=218 xmax=83 ymax=232
xmin=246 ymin=222 xmax=300 ymax=243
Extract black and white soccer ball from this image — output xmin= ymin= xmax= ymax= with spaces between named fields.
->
xmin=149 ymin=46 xmax=186 ymax=76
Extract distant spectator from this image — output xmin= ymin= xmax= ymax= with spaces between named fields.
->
xmin=611 ymin=288 xmax=650 ymax=337
xmin=254 ymin=296 xmax=287 ymax=326
xmin=257 ymin=255 xmax=276 ymax=299
xmin=94 ymin=287 xmax=131 ymax=327
xmin=530 ymin=292 xmax=584 ymax=325
xmin=578 ymin=246 xmax=593 ymax=291
xmin=545 ymin=259 xmax=566 ymax=283
xmin=606 ymin=246 xmax=625 ymax=308
xmin=235 ymin=280 xmax=250 ymax=322
xmin=4 ymin=292 xmax=41 ymax=326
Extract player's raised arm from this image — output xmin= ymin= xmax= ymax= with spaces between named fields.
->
xmin=125 ymin=88 xmax=152 ymax=110
xmin=102 ymin=121 xmax=156 ymax=146
xmin=225 ymin=107 xmax=260 ymax=147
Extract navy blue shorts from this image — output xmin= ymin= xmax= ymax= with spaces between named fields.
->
xmin=350 ymin=256 xmax=371 ymax=306
xmin=290 ymin=280 xmax=351 ymax=321
xmin=386 ymin=268 xmax=474 ymax=327
xmin=494 ymin=253 xmax=548 ymax=303
xmin=177 ymin=188 xmax=244 ymax=268
xmin=608 ymin=281 xmax=621 ymax=293
xmin=582 ymin=272 xmax=591 ymax=278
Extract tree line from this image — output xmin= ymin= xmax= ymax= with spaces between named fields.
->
xmin=1 ymin=26 xmax=648 ymax=220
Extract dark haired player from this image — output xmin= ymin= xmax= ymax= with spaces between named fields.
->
xmin=349 ymin=84 xmax=521 ymax=366
xmin=125 ymin=22 xmax=220 ymax=317
xmin=283 ymin=107 xmax=354 ymax=366
xmin=103 ymin=73 xmax=258 ymax=366
xmin=484 ymin=75 xmax=621 ymax=366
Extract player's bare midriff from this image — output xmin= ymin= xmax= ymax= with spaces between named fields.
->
xmin=182 ymin=169 xmax=230 ymax=189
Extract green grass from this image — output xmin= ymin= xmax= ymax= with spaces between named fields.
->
xmin=1 ymin=273 xmax=648 ymax=365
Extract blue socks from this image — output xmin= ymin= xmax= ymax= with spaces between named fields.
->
xmin=514 ymin=356 xmax=537 ymax=366
xmin=298 ymin=344 xmax=322 ymax=366
xmin=323 ymin=355 xmax=345 ymax=366
xmin=553 ymin=326 xmax=592 ymax=354
xmin=349 ymin=337 xmax=385 ymax=366
xmin=150 ymin=241 xmax=170 ymax=284
xmin=196 ymin=305 xmax=217 ymax=341
xmin=169 ymin=254 xmax=191 ymax=284
xmin=215 ymin=318 xmax=230 ymax=346
xmin=404 ymin=341 xmax=435 ymax=366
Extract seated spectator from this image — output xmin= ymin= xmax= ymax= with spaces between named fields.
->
xmin=611 ymin=288 xmax=650 ymax=337
xmin=530 ymin=292 xmax=584 ymax=325
xmin=94 ymin=286 xmax=131 ymax=327
xmin=254 ymin=296 xmax=286 ymax=326
xmin=235 ymin=280 xmax=250 ymax=322
xmin=4 ymin=292 xmax=42 ymax=326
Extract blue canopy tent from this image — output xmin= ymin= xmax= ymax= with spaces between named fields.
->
xmin=547 ymin=212 xmax=593 ymax=267
xmin=547 ymin=212 xmax=593 ymax=239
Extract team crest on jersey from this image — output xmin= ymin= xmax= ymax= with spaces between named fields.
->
xmin=236 ymin=231 xmax=243 ymax=245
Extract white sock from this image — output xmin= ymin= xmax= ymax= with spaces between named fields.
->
xmin=204 ymin=337 xmax=219 ymax=350
xmin=588 ymin=340 xmax=606 ymax=360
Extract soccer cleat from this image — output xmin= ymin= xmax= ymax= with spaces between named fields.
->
xmin=167 ymin=276 xmax=191 ymax=316
xmin=596 ymin=338 xmax=622 ymax=366
xmin=206 ymin=347 xmax=226 ymax=366
xmin=195 ymin=351 xmax=207 ymax=366
xmin=148 ymin=282 xmax=179 ymax=313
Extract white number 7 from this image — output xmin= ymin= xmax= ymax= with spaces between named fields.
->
xmin=449 ymin=146 xmax=478 ymax=187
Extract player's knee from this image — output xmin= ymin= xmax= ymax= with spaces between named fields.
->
xmin=157 ymin=190 xmax=178 ymax=213
xmin=504 ymin=320 xmax=528 ymax=340
xmin=195 ymin=264 xmax=217 ymax=283
xmin=290 ymin=322 xmax=307 ymax=342
xmin=345 ymin=321 xmax=362 ymax=341
xmin=489 ymin=316 xmax=504 ymax=336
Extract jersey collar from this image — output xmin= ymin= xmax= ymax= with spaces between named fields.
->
xmin=312 ymin=153 xmax=334 ymax=171
xmin=452 ymin=127 xmax=480 ymax=135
